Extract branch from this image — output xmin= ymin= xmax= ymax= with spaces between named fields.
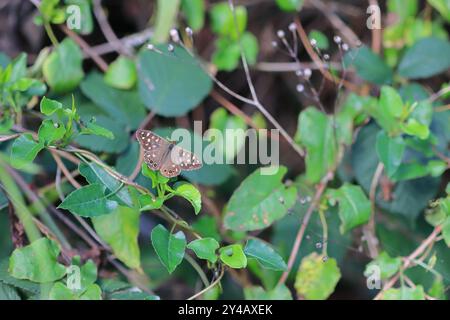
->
xmin=277 ymin=171 xmax=334 ymax=285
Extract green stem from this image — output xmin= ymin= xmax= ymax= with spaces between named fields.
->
xmin=44 ymin=22 xmax=59 ymax=47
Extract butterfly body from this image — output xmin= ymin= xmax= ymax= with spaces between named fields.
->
xmin=136 ymin=129 xmax=202 ymax=178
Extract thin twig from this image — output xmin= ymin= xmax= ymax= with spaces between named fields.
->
xmin=278 ymin=171 xmax=334 ymax=285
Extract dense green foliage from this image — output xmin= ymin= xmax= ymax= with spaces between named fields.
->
xmin=0 ymin=0 xmax=449 ymax=300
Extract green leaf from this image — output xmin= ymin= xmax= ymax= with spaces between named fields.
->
xmin=137 ymin=45 xmax=212 ymax=117
xmin=69 ymin=256 xmax=98 ymax=293
xmin=0 ymin=260 xmax=40 ymax=294
xmin=296 ymin=108 xmax=338 ymax=183
xmin=365 ymin=251 xmax=402 ymax=280
xmin=398 ymin=37 xmax=450 ymax=79
xmin=210 ymin=2 xmax=247 ymax=39
xmin=10 ymin=134 xmax=44 ymax=169
xmin=0 ymin=283 xmax=21 ymax=300
xmin=376 ymin=131 xmax=405 ymax=177
xmin=219 ymin=244 xmax=247 ymax=269
xmin=294 ymin=253 xmax=341 ymax=300
xmin=380 ymin=86 xmax=404 ymax=118
xmin=173 ymin=182 xmax=202 ymax=215
xmin=244 ymin=238 xmax=287 ymax=271
xmin=81 ymin=121 xmax=114 ymax=140
xmin=40 ymin=96 xmax=63 ymax=115
xmin=309 ymin=30 xmax=329 ymax=50
xmin=104 ymin=56 xmax=137 ymax=90
xmin=49 ymin=282 xmax=102 ymax=300
xmin=275 ymin=0 xmax=304 ymax=11
xmin=181 ymin=0 xmax=205 ymax=31
xmin=151 ymin=224 xmax=186 ymax=273
xmin=79 ymin=162 xmax=133 ymax=207
xmin=212 ymin=37 xmax=241 ymax=71
xmin=58 ymin=183 xmax=118 ymax=217
xmin=92 ymin=206 xmax=141 ymax=269
xmin=43 ymin=38 xmax=84 ymax=93
xmin=38 ymin=119 xmax=66 ymax=145
xmin=327 ymin=183 xmax=371 ymax=234
xmin=402 ymin=118 xmax=430 ymax=139
xmin=138 ymin=194 xmax=164 ymax=211
xmin=9 ymin=238 xmax=66 ymax=283
xmin=428 ymin=277 xmax=446 ymax=299
xmin=80 ymin=72 xmax=146 ymax=129
xmin=244 ymin=285 xmax=292 ymax=300
xmin=187 ymin=238 xmax=219 ymax=263
xmin=345 ymin=46 xmax=393 ymax=85
xmin=428 ymin=0 xmax=450 ymax=22
xmin=75 ymin=115 xmax=128 ymax=153
xmin=223 ymin=166 xmax=297 ymax=231
xmin=381 ymin=286 xmax=426 ymax=300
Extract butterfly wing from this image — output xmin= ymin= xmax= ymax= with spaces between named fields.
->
xmin=159 ymin=154 xmax=182 ymax=178
xmin=171 ymin=145 xmax=202 ymax=171
xmin=136 ymin=129 xmax=169 ymax=171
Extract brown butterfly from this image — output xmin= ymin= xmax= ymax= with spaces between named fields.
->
xmin=136 ymin=129 xmax=202 ymax=178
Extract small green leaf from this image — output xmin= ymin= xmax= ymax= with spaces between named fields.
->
xmin=151 ymin=224 xmax=186 ymax=273
xmin=244 ymin=238 xmax=287 ymax=271
xmin=402 ymin=118 xmax=430 ymax=139
xmin=376 ymin=131 xmax=405 ymax=177
xmin=428 ymin=0 xmax=450 ymax=22
xmin=104 ymin=56 xmax=137 ymax=90
xmin=173 ymin=182 xmax=202 ymax=215
xmin=43 ymin=38 xmax=84 ymax=93
xmin=294 ymin=253 xmax=341 ymax=300
xmin=181 ymin=0 xmax=205 ymax=31
xmin=275 ymin=0 xmax=304 ymax=11
xmin=296 ymin=108 xmax=338 ymax=183
xmin=380 ymin=86 xmax=404 ymax=118
xmin=219 ymin=244 xmax=247 ymax=269
xmin=8 ymin=238 xmax=66 ymax=283
xmin=365 ymin=251 xmax=402 ymax=280
xmin=223 ymin=166 xmax=297 ymax=231
xmin=10 ymin=134 xmax=44 ymax=169
xmin=81 ymin=121 xmax=115 ymax=140
xmin=381 ymin=286 xmax=426 ymax=300
xmin=327 ymin=183 xmax=371 ymax=234
xmin=398 ymin=37 xmax=450 ymax=79
xmin=58 ymin=183 xmax=118 ymax=217
xmin=93 ymin=206 xmax=141 ymax=269
xmin=244 ymin=285 xmax=292 ymax=300
xmin=38 ymin=119 xmax=66 ymax=145
xmin=40 ymin=96 xmax=63 ymax=116
xmin=187 ymin=238 xmax=219 ymax=263
xmin=309 ymin=30 xmax=329 ymax=50
xmin=138 ymin=194 xmax=164 ymax=211
xmin=210 ymin=2 xmax=247 ymax=39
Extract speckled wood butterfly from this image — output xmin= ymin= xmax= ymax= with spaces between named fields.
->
xmin=136 ymin=129 xmax=202 ymax=178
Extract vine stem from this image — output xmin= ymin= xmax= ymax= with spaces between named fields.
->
xmin=277 ymin=171 xmax=334 ymax=285
xmin=187 ymin=267 xmax=224 ymax=300
xmin=364 ymin=162 xmax=383 ymax=258
xmin=374 ymin=226 xmax=442 ymax=300
xmin=226 ymin=0 xmax=305 ymax=158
